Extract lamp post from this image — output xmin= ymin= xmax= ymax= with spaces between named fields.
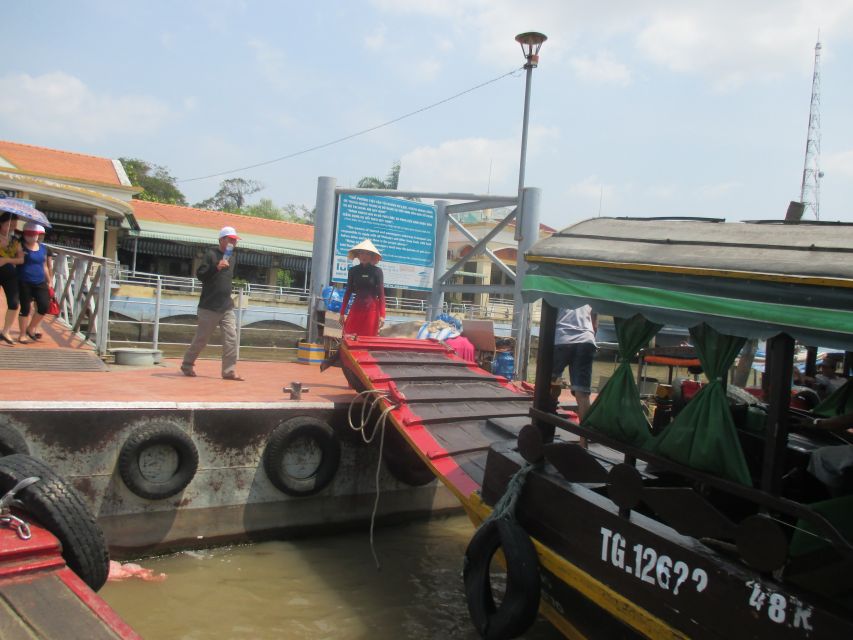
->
xmin=512 ymin=31 xmax=546 ymax=381
xmin=515 ymin=31 xmax=547 ymax=232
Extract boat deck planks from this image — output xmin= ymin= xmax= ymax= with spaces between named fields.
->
xmin=340 ymin=336 xmax=533 ymax=497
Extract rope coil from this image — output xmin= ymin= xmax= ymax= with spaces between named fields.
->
xmin=347 ymin=389 xmax=400 ymax=569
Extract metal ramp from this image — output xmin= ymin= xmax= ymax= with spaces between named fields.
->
xmin=339 ymin=336 xmax=532 ymax=498
xmin=0 ymin=349 xmax=108 ymax=372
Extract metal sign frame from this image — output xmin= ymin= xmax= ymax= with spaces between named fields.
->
xmin=308 ymin=179 xmax=541 ymax=379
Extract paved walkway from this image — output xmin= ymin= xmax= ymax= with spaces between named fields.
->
xmin=0 ymin=317 xmax=577 ymax=407
xmin=0 ymin=317 xmax=352 ymax=404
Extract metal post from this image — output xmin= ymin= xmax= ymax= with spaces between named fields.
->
xmin=513 ymin=187 xmax=541 ymax=381
xmin=533 ymin=301 xmax=557 ymax=442
xmin=761 ymin=334 xmax=795 ymax=495
xmin=308 ymin=177 xmax=336 ymax=343
xmin=236 ymin=287 xmax=245 ymax=361
xmin=96 ymin=262 xmax=111 ymax=356
xmin=515 ymin=63 xmax=535 ymax=242
xmin=429 ymin=200 xmax=450 ymax=320
xmin=152 ymin=276 xmax=162 ymax=350
xmin=132 ymin=237 xmax=138 ymax=274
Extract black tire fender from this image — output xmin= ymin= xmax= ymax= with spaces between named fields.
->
xmin=118 ymin=423 xmax=199 ymax=500
xmin=263 ymin=416 xmax=341 ymax=497
xmin=463 ymin=517 xmax=541 ymax=640
xmin=0 ymin=419 xmax=30 ymax=457
xmin=381 ymin=426 xmax=435 ymax=487
xmin=0 ymin=454 xmax=109 ymax=591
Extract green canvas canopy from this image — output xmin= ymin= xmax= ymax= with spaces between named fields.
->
xmin=523 ymin=218 xmax=853 ymax=351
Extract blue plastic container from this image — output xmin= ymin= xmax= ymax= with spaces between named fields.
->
xmin=327 ymin=287 xmax=343 ymax=312
xmin=492 ymin=351 xmax=515 ymax=379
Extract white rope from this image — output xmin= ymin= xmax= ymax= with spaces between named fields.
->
xmin=346 ymin=387 xmax=400 ymax=569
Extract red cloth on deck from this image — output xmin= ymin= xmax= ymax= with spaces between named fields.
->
xmin=445 ymin=335 xmax=475 ymax=362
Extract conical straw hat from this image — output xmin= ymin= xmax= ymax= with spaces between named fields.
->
xmin=348 ymin=239 xmax=382 ymax=261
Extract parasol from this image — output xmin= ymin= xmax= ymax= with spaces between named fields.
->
xmin=0 ymin=198 xmax=52 ymax=228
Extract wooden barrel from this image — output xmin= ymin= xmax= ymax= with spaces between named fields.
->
xmin=297 ymin=341 xmax=324 ymax=365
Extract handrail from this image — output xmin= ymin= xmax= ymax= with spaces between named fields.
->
xmin=47 ymin=244 xmax=115 ymax=356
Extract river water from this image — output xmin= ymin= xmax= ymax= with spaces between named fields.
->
xmin=100 ymin=514 xmax=563 ymax=639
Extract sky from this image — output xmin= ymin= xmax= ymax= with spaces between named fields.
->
xmin=3 ymin=0 xmax=853 ymax=230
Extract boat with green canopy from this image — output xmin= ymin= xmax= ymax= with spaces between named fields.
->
xmin=338 ymin=216 xmax=853 ymax=639
xmin=508 ymin=216 xmax=853 ymax=638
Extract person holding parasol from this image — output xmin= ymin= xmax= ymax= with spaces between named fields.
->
xmin=0 ymin=213 xmax=24 ymax=345
xmin=0 ymin=198 xmax=50 ymax=345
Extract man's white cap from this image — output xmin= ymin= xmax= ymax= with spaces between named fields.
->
xmin=23 ymin=222 xmax=45 ymax=234
xmin=218 ymin=226 xmax=240 ymax=240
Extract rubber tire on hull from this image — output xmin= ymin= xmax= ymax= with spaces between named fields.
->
xmin=381 ymin=426 xmax=435 ymax=486
xmin=0 ymin=454 xmax=109 ymax=591
xmin=464 ymin=517 xmax=541 ymax=640
xmin=118 ymin=423 xmax=199 ymax=500
xmin=263 ymin=416 xmax=341 ymax=497
xmin=0 ymin=421 xmax=30 ymax=457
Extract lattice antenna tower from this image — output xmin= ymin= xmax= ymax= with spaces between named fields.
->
xmin=800 ymin=38 xmax=823 ymax=219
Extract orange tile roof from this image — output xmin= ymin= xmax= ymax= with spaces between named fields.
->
xmin=131 ymin=200 xmax=314 ymax=243
xmin=0 ymin=140 xmax=123 ymax=186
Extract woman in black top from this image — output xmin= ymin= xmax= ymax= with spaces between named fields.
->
xmin=339 ymin=239 xmax=385 ymax=336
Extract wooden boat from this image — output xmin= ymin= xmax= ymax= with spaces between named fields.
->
xmin=341 ymin=217 xmax=853 ymax=639
xmin=0 ymin=454 xmax=140 ymax=639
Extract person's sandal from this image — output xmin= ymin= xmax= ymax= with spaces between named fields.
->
xmin=0 ymin=333 xmax=14 ymax=346
xmin=26 ymin=331 xmax=40 ymax=342
xmin=180 ymin=366 xmax=197 ymax=377
xmin=222 ymin=373 xmax=245 ymax=381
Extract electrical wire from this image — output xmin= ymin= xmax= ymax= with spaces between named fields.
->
xmin=179 ymin=67 xmax=523 ymax=183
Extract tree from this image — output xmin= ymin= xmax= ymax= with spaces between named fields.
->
xmin=120 ymin=158 xmax=187 ymax=205
xmin=195 ymin=178 xmax=263 ymax=212
xmin=243 ymin=198 xmax=282 ymax=220
xmin=356 ymin=161 xmax=400 ymax=190
xmin=280 ymin=203 xmax=314 ymax=224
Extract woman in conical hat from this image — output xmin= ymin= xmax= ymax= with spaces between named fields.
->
xmin=340 ymin=239 xmax=385 ymax=336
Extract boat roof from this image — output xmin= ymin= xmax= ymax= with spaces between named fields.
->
xmin=523 ymin=217 xmax=853 ymax=350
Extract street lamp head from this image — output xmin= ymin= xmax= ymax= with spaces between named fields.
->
xmin=515 ymin=32 xmax=547 ymax=68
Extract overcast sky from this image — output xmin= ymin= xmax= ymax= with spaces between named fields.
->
xmin=3 ymin=1 xmax=853 ymax=229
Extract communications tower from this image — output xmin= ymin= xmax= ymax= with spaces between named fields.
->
xmin=800 ymin=39 xmax=823 ymax=219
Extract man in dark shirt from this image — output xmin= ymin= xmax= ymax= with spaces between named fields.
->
xmin=181 ymin=226 xmax=243 ymax=380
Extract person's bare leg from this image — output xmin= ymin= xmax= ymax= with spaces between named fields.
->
xmin=17 ymin=313 xmax=29 ymax=342
xmin=27 ymin=312 xmax=45 ymax=337
xmin=2 ymin=308 xmax=16 ymax=335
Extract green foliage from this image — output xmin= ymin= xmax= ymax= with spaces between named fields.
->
xmin=276 ymin=269 xmax=294 ymax=288
xmin=120 ymin=158 xmax=188 ymax=205
xmin=244 ymin=198 xmax=282 ymax=219
xmin=356 ymin=160 xmax=400 ymax=190
xmin=280 ymin=203 xmax=314 ymax=224
xmin=195 ymin=178 xmax=264 ymax=212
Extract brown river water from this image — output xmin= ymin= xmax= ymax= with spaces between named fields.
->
xmin=100 ymin=514 xmax=564 ymax=639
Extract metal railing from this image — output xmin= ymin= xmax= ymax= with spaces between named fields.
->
xmin=105 ymin=269 xmax=540 ymax=361
xmin=116 ymin=270 xmax=311 ymax=302
xmin=49 ymin=245 xmax=115 ymax=356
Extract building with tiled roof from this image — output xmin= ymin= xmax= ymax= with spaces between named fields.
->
xmin=124 ymin=201 xmax=314 ymax=285
xmin=0 ymin=140 xmax=130 ymax=188
xmin=0 ymin=140 xmax=138 ymax=258
xmin=449 ymin=208 xmax=555 ymax=308
xmin=0 ymin=139 xmax=315 ymax=286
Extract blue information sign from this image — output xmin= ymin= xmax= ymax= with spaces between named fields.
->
xmin=332 ymin=194 xmax=436 ymax=290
